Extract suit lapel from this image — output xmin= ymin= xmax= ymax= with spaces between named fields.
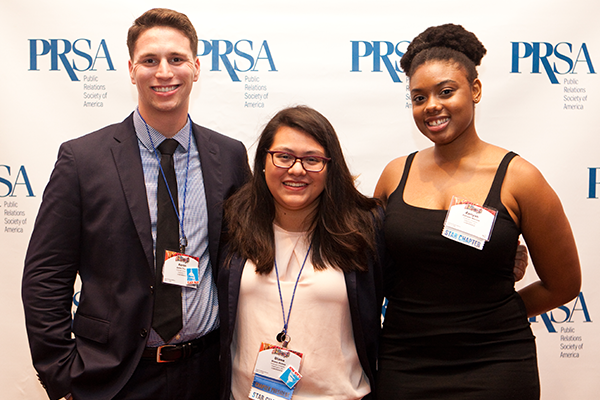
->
xmin=193 ymin=124 xmax=223 ymax=274
xmin=111 ymin=115 xmax=154 ymax=271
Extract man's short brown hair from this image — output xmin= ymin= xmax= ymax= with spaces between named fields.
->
xmin=127 ymin=8 xmax=198 ymax=59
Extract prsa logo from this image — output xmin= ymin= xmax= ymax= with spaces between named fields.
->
xmin=588 ymin=167 xmax=600 ymax=199
xmin=198 ymin=39 xmax=277 ymax=82
xmin=29 ymin=39 xmax=116 ymax=82
xmin=529 ymin=292 xmax=592 ymax=333
xmin=510 ymin=42 xmax=596 ymax=84
xmin=0 ymin=165 xmax=34 ymax=197
xmin=350 ymin=40 xmax=410 ymax=83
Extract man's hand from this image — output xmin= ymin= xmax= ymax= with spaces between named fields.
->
xmin=514 ymin=242 xmax=529 ymax=281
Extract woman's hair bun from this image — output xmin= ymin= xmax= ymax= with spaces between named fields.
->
xmin=401 ymin=24 xmax=486 ymax=76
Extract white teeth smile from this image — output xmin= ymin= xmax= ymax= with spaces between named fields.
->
xmin=284 ymin=182 xmax=307 ymax=187
xmin=428 ymin=117 xmax=449 ymax=127
xmin=153 ymin=86 xmax=178 ymax=92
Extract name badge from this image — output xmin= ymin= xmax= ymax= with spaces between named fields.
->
xmin=162 ymin=250 xmax=200 ymax=288
xmin=248 ymin=343 xmax=303 ymax=400
xmin=442 ymin=196 xmax=497 ymax=250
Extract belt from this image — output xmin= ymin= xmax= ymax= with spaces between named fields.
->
xmin=141 ymin=329 xmax=219 ymax=363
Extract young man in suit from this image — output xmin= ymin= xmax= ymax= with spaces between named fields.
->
xmin=22 ymin=8 xmax=250 ymax=400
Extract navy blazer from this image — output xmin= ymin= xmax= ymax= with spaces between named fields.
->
xmin=22 ymin=113 xmax=250 ymax=400
xmin=217 ymin=222 xmax=385 ymax=400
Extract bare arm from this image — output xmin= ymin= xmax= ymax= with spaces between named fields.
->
xmin=506 ymin=158 xmax=581 ymax=317
xmin=374 ymin=157 xmax=406 ymax=204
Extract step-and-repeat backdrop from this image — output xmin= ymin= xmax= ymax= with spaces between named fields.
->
xmin=1 ymin=0 xmax=597 ymax=398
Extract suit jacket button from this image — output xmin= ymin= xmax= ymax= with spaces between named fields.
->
xmin=150 ymin=286 xmax=154 ymax=294
xmin=140 ymin=329 xmax=148 ymax=338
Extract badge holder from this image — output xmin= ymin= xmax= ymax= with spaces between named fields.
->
xmin=162 ymin=250 xmax=200 ymax=288
xmin=442 ymin=196 xmax=498 ymax=250
xmin=248 ymin=342 xmax=303 ymax=400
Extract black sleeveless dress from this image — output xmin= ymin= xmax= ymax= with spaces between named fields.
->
xmin=377 ymin=152 xmax=540 ymax=399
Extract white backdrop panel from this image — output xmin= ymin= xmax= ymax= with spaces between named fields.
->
xmin=1 ymin=0 xmax=597 ymax=398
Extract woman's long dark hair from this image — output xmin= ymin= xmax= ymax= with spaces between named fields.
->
xmin=224 ymin=106 xmax=381 ymax=274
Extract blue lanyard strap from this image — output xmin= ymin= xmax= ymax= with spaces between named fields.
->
xmin=274 ymin=243 xmax=312 ymax=342
xmin=138 ymin=109 xmax=192 ymax=252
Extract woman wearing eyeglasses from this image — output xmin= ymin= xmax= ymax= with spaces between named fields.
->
xmin=217 ymin=106 xmax=384 ymax=400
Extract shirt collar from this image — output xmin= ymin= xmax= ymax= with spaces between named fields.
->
xmin=133 ymin=109 xmax=192 ymax=152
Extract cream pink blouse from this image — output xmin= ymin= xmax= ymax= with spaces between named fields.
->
xmin=230 ymin=224 xmax=370 ymax=399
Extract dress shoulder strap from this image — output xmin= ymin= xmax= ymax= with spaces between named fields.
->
xmin=396 ymin=151 xmax=417 ymax=196
xmin=484 ymin=151 xmax=518 ymax=207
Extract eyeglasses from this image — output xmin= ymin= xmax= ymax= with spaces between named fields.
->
xmin=266 ymin=151 xmax=331 ymax=172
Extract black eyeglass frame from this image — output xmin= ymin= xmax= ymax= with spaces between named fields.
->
xmin=266 ymin=150 xmax=331 ymax=172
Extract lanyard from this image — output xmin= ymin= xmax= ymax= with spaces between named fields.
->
xmin=274 ymin=243 xmax=312 ymax=348
xmin=138 ymin=109 xmax=192 ymax=252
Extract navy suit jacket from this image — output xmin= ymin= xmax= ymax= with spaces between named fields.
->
xmin=22 ymin=113 xmax=250 ymax=400
xmin=217 ymin=220 xmax=385 ymax=400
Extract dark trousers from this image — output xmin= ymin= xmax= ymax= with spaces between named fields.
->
xmin=112 ymin=336 xmax=220 ymax=400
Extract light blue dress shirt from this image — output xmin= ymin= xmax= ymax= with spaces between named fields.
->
xmin=133 ymin=110 xmax=219 ymax=346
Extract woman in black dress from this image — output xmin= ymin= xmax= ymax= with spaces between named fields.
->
xmin=375 ymin=24 xmax=581 ymax=399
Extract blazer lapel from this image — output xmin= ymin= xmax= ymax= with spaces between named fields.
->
xmin=344 ymin=269 xmax=369 ymax=369
xmin=111 ymin=115 xmax=154 ymax=271
xmin=228 ymin=256 xmax=245 ymax=341
xmin=193 ymin=125 xmax=223 ymax=273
